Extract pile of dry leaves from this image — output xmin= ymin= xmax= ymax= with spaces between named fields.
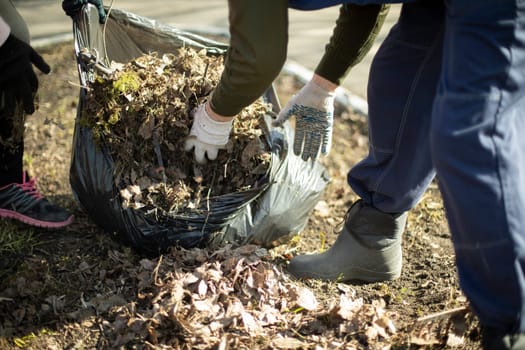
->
xmin=83 ymin=47 xmax=272 ymax=216
xmin=93 ymin=245 xmax=398 ymax=349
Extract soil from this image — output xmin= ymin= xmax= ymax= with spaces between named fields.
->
xmin=0 ymin=41 xmax=483 ymax=349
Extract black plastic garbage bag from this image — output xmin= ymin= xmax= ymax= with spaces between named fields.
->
xmin=69 ymin=5 xmax=330 ymax=255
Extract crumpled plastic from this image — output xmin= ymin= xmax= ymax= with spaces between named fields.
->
xmin=69 ymin=5 xmax=330 ymax=256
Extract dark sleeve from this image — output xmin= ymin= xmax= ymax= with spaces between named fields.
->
xmin=315 ymin=4 xmax=389 ymax=86
xmin=211 ymin=0 xmax=288 ymax=116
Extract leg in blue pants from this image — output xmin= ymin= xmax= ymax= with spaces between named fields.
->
xmin=431 ymin=0 xmax=525 ymax=334
xmin=288 ymin=1 xmax=448 ymax=282
xmin=353 ymin=0 xmax=525 ymax=334
xmin=289 ymin=0 xmax=525 ymax=342
xmin=290 ymin=0 xmax=525 ymax=340
xmin=348 ymin=1 xmax=444 ymax=214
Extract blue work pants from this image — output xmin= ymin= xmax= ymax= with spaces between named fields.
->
xmin=348 ymin=0 xmax=525 ymax=332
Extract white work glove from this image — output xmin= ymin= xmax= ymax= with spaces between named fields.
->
xmin=272 ymin=80 xmax=335 ymax=161
xmin=184 ymin=103 xmax=233 ymax=164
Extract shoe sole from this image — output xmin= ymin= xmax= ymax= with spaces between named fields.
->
xmin=288 ymin=266 xmax=401 ymax=283
xmin=0 ymin=209 xmax=74 ymax=228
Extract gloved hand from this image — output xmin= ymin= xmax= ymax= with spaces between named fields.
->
xmin=184 ymin=103 xmax=234 ymax=164
xmin=273 ymin=80 xmax=335 ymax=161
xmin=0 ymin=34 xmax=51 ymax=116
xmin=62 ymin=0 xmax=106 ymax=23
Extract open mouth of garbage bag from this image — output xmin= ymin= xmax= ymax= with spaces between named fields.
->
xmin=69 ymin=4 xmax=330 ymax=256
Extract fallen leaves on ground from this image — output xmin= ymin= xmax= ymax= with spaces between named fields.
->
xmin=75 ymin=244 xmax=398 ymax=349
xmin=0 ymin=41 xmax=483 ymax=349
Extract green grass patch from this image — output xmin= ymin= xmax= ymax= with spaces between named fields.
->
xmin=0 ymin=222 xmax=39 ymax=278
xmin=0 ymin=222 xmax=37 ymax=255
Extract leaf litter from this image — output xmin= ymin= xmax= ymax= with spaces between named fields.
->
xmin=0 ymin=41 xmax=483 ymax=349
xmin=96 ymin=244 xmax=398 ymax=349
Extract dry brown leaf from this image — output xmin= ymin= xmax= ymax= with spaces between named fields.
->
xmin=241 ymin=310 xmax=262 ymax=334
xmin=272 ymin=337 xmax=306 ymax=349
xmin=294 ymin=286 xmax=318 ymax=311
xmin=337 ymin=295 xmax=363 ymax=320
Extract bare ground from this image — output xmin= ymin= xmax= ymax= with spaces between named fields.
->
xmin=0 ymin=41 xmax=482 ymax=349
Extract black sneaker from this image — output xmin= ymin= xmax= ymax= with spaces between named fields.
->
xmin=0 ymin=172 xmax=74 ymax=228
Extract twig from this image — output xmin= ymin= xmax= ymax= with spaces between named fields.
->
xmin=151 ymin=116 xmax=167 ymax=183
xmin=67 ymin=80 xmax=91 ymax=91
xmin=200 ymin=162 xmax=218 ymax=235
xmin=416 ymin=306 xmax=468 ymax=323
xmin=153 ymin=255 xmax=163 ymax=287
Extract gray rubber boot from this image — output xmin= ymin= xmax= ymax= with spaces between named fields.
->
xmin=288 ymin=200 xmax=408 ymax=283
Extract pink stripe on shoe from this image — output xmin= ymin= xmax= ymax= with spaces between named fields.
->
xmin=0 ymin=208 xmax=74 ymax=228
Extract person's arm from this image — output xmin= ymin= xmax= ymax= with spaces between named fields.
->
xmin=185 ymin=0 xmax=288 ymax=164
xmin=0 ymin=15 xmax=50 ymax=116
xmin=272 ymin=4 xmax=388 ymax=162
xmin=315 ymin=4 xmax=389 ymax=85
xmin=0 ymin=16 xmax=10 ymax=46
xmin=209 ymin=0 xmax=289 ymax=118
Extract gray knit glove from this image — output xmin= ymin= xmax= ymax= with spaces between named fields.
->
xmin=273 ymin=80 xmax=335 ymax=161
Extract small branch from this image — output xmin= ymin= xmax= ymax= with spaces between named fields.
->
xmin=416 ymin=306 xmax=468 ymax=323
